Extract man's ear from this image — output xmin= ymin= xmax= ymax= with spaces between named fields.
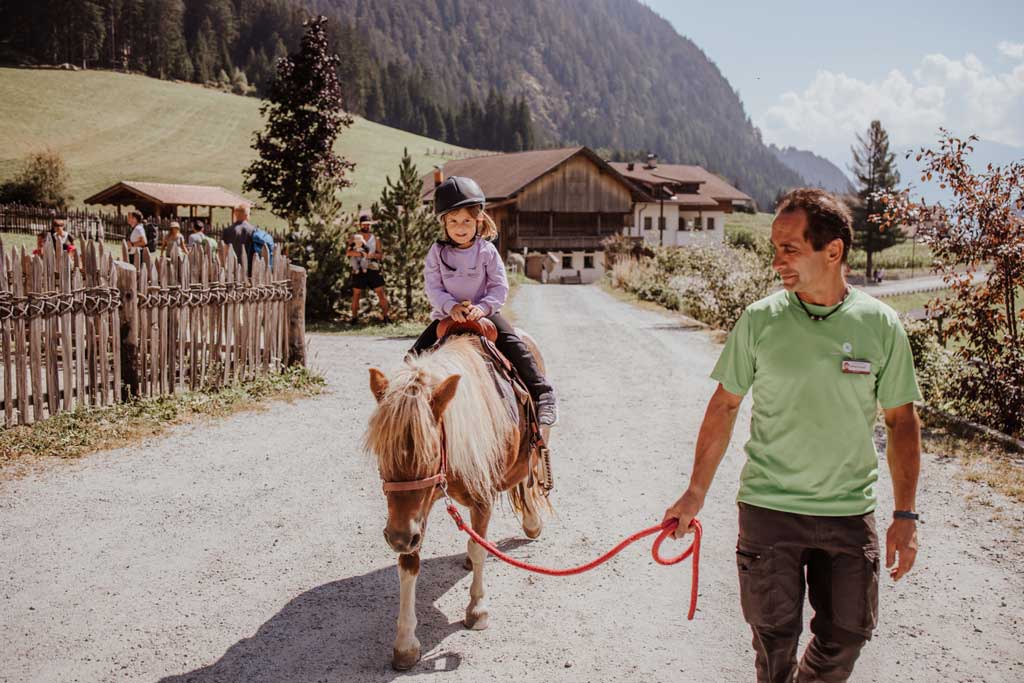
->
xmin=827 ymin=238 xmax=845 ymax=264
xmin=430 ymin=374 xmax=461 ymax=422
xmin=369 ymin=368 xmax=389 ymax=403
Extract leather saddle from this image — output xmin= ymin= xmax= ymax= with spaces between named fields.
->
xmin=436 ymin=317 xmax=498 ymax=344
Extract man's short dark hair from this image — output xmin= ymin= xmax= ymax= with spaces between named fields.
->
xmin=776 ymin=188 xmax=853 ymax=263
xmin=129 ymin=210 xmax=143 ymax=223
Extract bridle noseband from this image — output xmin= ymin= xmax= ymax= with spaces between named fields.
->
xmin=381 ymin=419 xmax=450 ymax=494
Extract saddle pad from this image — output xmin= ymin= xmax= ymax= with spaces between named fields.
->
xmin=483 ymin=354 xmax=523 ymax=424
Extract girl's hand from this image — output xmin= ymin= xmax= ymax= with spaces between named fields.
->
xmin=466 ymin=305 xmax=486 ymax=322
xmin=449 ymin=303 xmax=468 ymax=322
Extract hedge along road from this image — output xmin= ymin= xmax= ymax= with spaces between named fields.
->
xmin=2 ymin=284 xmax=1022 ymax=683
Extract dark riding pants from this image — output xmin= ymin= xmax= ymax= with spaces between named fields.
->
xmin=737 ymin=502 xmax=880 ymax=683
xmin=411 ymin=313 xmax=553 ymax=400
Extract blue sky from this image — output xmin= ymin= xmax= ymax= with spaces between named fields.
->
xmin=641 ymin=0 xmax=1024 ymax=184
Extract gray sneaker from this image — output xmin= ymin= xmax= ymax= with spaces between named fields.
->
xmin=536 ymin=392 xmax=558 ymax=426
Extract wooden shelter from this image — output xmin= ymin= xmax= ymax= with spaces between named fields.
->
xmin=84 ymin=181 xmax=249 ymax=222
xmin=422 ymin=147 xmax=645 ymax=282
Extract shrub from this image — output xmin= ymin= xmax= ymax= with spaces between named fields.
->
xmin=0 ymin=149 xmax=72 ymax=207
xmin=609 ymin=245 xmax=776 ymax=329
xmin=287 ymin=180 xmax=351 ymax=320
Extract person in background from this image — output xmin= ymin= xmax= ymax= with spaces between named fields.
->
xmin=127 ymin=210 xmax=147 ymax=251
xmin=161 ymin=221 xmax=187 ymax=256
xmin=346 ymin=211 xmax=391 ymax=324
xmin=50 ymin=218 xmax=72 ymax=247
xmin=222 ymin=204 xmax=255 ymax=267
xmin=188 ymin=219 xmax=208 ymax=248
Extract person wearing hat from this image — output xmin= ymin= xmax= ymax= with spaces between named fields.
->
xmin=410 ymin=175 xmax=558 ymax=426
xmin=347 ymin=211 xmax=392 ymax=323
xmin=161 ymin=220 xmax=187 ymax=256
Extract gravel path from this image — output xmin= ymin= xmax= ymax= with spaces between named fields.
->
xmin=2 ymin=283 xmax=1022 ymax=682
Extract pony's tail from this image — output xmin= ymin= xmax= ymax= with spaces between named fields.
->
xmin=507 ymin=476 xmax=553 ymax=521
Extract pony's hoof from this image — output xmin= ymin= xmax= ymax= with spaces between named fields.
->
xmin=464 ymin=610 xmax=490 ymax=630
xmin=523 ymin=523 xmax=543 ymax=539
xmin=462 ymin=555 xmax=473 ymax=571
xmin=392 ymin=646 xmax=421 ymax=671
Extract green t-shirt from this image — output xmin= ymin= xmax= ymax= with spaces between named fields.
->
xmin=711 ymin=288 xmax=922 ymax=516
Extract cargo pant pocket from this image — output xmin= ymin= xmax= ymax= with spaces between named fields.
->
xmin=832 ymin=544 xmax=880 ymax=637
xmin=737 ymin=541 xmax=781 ymax=627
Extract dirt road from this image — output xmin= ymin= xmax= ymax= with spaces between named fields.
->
xmin=2 ymin=284 xmax=1022 ymax=682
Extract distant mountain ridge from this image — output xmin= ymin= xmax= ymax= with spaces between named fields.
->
xmin=302 ymin=0 xmax=804 ymax=208
xmin=770 ymin=145 xmax=854 ymax=195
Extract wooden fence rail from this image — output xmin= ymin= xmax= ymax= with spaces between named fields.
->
xmin=0 ymin=236 xmax=306 ymax=427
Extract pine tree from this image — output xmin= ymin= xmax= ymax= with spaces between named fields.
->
xmin=374 ymin=149 xmax=437 ymax=319
xmin=850 ymin=120 xmax=904 ymax=278
xmin=243 ymin=15 xmax=355 ymax=224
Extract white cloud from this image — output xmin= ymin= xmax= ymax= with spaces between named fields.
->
xmin=998 ymin=41 xmax=1024 ymax=60
xmin=759 ymin=51 xmax=1024 ymax=168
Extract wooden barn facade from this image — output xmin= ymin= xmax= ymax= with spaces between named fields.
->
xmin=422 ymin=147 xmax=645 ymax=283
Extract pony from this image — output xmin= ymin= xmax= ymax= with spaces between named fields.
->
xmin=365 ymin=333 xmax=551 ymax=670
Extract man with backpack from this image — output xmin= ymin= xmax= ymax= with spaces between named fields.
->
xmin=223 ymin=204 xmax=256 ymax=270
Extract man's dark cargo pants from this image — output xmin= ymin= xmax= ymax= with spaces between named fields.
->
xmin=737 ymin=502 xmax=880 ymax=683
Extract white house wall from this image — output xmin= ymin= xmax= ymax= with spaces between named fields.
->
xmin=547 ymin=250 xmax=604 ymax=284
xmin=628 ymin=203 xmax=725 ymax=247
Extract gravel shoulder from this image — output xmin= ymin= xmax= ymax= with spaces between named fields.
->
xmin=2 ymin=283 xmax=1022 ymax=682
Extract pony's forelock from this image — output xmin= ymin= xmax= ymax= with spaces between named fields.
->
xmin=363 ymin=337 xmax=514 ymax=502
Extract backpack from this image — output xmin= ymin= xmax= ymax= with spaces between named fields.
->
xmin=144 ymin=222 xmax=158 ymax=253
xmin=250 ymin=228 xmax=275 ymax=265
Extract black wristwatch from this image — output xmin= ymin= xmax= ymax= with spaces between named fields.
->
xmin=893 ymin=510 xmax=922 ymax=523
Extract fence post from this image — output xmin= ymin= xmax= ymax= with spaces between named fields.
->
xmin=115 ymin=260 xmax=140 ymax=397
xmin=286 ymin=264 xmax=306 ymax=367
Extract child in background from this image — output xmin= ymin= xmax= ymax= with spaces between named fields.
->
xmin=347 ymin=233 xmax=370 ymax=274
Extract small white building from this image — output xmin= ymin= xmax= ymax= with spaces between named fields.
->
xmin=610 ymin=159 xmax=754 ymax=248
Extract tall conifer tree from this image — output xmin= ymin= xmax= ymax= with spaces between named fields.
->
xmin=243 ymin=15 xmax=354 ymax=224
xmin=850 ymin=120 xmax=904 ymax=278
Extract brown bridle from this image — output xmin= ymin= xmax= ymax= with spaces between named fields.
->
xmin=381 ymin=419 xmax=449 ymax=494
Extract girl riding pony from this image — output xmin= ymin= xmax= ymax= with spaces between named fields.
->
xmin=411 ymin=175 xmax=558 ymax=426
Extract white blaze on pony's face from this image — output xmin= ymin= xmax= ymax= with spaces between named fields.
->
xmin=368 ymin=368 xmax=460 ymax=554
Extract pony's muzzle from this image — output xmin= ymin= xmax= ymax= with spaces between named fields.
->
xmin=384 ymin=524 xmax=423 ymax=554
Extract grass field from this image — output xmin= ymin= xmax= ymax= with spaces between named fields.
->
xmin=724 ymin=211 xmax=933 ymax=273
xmin=0 ymin=68 xmax=470 ymax=228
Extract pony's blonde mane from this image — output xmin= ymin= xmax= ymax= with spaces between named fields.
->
xmin=364 ymin=336 xmax=515 ymax=502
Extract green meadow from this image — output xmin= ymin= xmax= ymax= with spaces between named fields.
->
xmin=0 ymin=68 xmax=469 ymax=228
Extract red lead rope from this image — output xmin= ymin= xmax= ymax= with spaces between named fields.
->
xmin=445 ymin=504 xmax=702 ymax=620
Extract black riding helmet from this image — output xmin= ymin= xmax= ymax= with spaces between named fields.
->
xmin=434 ymin=176 xmax=485 ymax=216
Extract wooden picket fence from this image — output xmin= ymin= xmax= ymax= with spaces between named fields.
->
xmin=0 ymin=237 xmax=306 ymax=427
xmin=0 ymin=203 xmax=287 ymax=242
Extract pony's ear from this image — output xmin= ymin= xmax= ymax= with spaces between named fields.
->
xmin=369 ymin=368 xmax=389 ymax=403
xmin=430 ymin=374 xmax=461 ymax=422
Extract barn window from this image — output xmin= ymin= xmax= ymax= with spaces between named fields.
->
xmin=561 ymin=255 xmax=573 ymax=269
xmin=644 ymin=216 xmax=652 ymax=231
xmin=583 ymin=254 xmax=595 ymax=269
xmin=694 ymin=216 xmax=703 ymax=230
xmin=707 ymin=217 xmax=716 ymax=231
xmin=680 ymin=218 xmax=691 ymax=231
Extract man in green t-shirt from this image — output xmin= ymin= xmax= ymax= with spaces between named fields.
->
xmin=663 ymin=188 xmax=923 ymax=683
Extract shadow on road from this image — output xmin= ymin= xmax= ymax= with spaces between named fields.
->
xmin=161 ymin=538 xmax=531 ymax=682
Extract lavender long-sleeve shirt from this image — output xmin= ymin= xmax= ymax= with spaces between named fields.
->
xmin=424 ymin=239 xmax=509 ymax=320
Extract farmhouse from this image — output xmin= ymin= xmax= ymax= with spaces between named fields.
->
xmin=422 ymin=147 xmax=645 ymax=283
xmin=609 ymin=156 xmax=753 ymax=248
